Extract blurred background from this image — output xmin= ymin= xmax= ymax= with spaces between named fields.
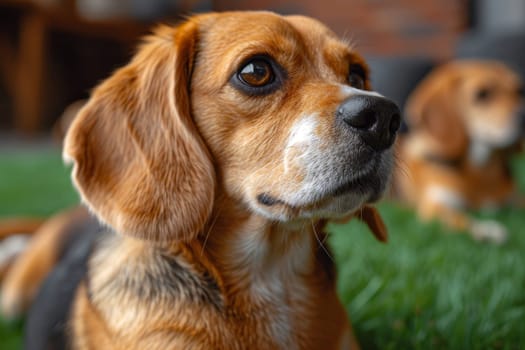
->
xmin=1 ymin=0 xmax=524 ymax=135
xmin=0 ymin=0 xmax=524 ymax=349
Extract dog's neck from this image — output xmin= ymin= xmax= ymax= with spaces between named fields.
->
xmin=198 ymin=197 xmax=334 ymax=306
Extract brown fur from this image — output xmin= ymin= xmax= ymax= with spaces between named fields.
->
xmin=396 ymin=60 xmax=524 ymax=243
xmin=0 ymin=218 xmax=44 ymax=240
xmin=3 ymin=12 xmax=397 ymax=349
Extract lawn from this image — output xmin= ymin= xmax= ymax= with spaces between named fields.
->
xmin=0 ymin=148 xmax=79 ymax=350
xmin=0 ymin=149 xmax=524 ymax=349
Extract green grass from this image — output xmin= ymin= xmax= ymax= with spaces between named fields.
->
xmin=329 ymin=155 xmax=525 ymax=349
xmin=0 ymin=149 xmax=79 ymax=350
xmin=0 ymin=149 xmax=524 ymax=349
xmin=330 ymin=203 xmax=525 ymax=349
xmin=0 ymin=149 xmax=79 ymax=217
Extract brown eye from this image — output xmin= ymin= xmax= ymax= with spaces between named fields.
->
xmin=239 ymin=60 xmax=274 ymax=87
xmin=348 ymin=64 xmax=366 ymax=90
xmin=231 ymin=56 xmax=283 ymax=95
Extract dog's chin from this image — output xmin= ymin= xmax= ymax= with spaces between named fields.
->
xmin=251 ymin=172 xmax=389 ymax=222
xmin=249 ymin=148 xmax=394 ymax=222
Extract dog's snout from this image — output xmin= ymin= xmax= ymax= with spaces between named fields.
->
xmin=337 ymin=95 xmax=401 ymax=151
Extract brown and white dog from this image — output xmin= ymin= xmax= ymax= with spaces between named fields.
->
xmin=395 ymin=60 xmax=524 ymax=243
xmin=1 ymin=11 xmax=400 ymax=349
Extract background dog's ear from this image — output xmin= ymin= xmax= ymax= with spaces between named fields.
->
xmin=63 ymin=21 xmax=216 ymax=243
xmin=405 ymin=65 xmax=469 ymax=159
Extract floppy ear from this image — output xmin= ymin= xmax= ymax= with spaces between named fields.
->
xmin=333 ymin=206 xmax=388 ymax=243
xmin=63 ymin=21 xmax=215 ymax=243
xmin=355 ymin=206 xmax=388 ymax=243
xmin=405 ymin=65 xmax=469 ymax=159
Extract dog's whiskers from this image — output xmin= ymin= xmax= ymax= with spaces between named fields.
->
xmin=394 ymin=154 xmax=410 ymax=181
xmin=311 ymin=220 xmax=334 ymax=263
xmin=200 ymin=206 xmax=222 ymax=255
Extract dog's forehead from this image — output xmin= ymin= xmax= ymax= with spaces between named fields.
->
xmin=459 ymin=62 xmax=521 ymax=89
xmin=198 ymin=11 xmax=338 ymax=43
xmin=194 ymin=12 xmax=360 ymax=77
xmin=284 ymin=14 xmax=339 ymax=41
xmin=200 ymin=12 xmax=357 ymax=57
xmin=284 ymin=14 xmax=362 ymax=63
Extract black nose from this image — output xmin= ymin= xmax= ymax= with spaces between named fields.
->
xmin=337 ymin=95 xmax=401 ymax=151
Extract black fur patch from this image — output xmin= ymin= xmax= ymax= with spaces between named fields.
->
xmin=24 ymin=216 xmax=102 ymax=350
xmin=158 ymin=252 xmax=223 ymax=308
xmin=85 ymin=235 xmax=224 ymax=314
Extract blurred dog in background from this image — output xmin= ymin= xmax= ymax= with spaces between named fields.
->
xmin=395 ymin=60 xmax=524 ymax=243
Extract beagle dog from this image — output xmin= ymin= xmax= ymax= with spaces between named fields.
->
xmin=395 ymin=60 xmax=524 ymax=243
xmin=1 ymin=11 xmax=400 ymax=349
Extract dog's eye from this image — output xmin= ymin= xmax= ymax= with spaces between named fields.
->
xmin=231 ymin=56 xmax=283 ymax=96
xmin=238 ymin=60 xmax=274 ymax=87
xmin=475 ymin=87 xmax=493 ymax=102
xmin=348 ymin=64 xmax=366 ymax=90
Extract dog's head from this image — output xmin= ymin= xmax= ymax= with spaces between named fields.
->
xmin=405 ymin=60 xmax=524 ymax=160
xmin=64 ymin=12 xmax=400 ymax=243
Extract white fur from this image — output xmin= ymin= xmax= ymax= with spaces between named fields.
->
xmin=425 ymin=185 xmax=465 ymax=209
xmin=470 ymin=219 xmax=507 ymax=244
xmin=468 ymin=139 xmax=493 ymax=166
xmin=339 ymin=85 xmax=383 ymax=98
xmin=282 ymin=112 xmax=374 ymax=209
xmin=283 ymin=114 xmax=320 ymax=174
xmin=467 ymin=117 xmax=521 ymax=148
xmin=466 ymin=115 xmax=521 ymax=166
xmin=0 ymin=234 xmax=30 ymax=267
xmin=230 ymin=219 xmax=313 ymax=350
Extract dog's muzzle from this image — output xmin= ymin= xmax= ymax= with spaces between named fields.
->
xmin=337 ymin=95 xmax=401 ymax=151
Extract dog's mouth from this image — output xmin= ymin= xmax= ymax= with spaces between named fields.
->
xmin=326 ymin=171 xmax=384 ymax=201
xmin=255 ymin=157 xmax=388 ymax=217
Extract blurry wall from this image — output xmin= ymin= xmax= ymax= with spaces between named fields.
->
xmin=6 ymin=0 xmax=524 ymax=133
xmin=214 ymin=0 xmax=469 ymax=60
xmin=476 ymin=0 xmax=525 ymax=31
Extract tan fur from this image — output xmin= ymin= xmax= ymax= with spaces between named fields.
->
xmin=396 ymin=60 xmax=524 ymax=243
xmin=4 ymin=12 xmax=397 ymax=349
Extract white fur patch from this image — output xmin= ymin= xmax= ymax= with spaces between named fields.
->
xmin=339 ymin=85 xmax=383 ymax=99
xmin=468 ymin=139 xmax=492 ymax=166
xmin=230 ymin=219 xmax=312 ymax=350
xmin=0 ymin=234 xmax=30 ymax=267
xmin=470 ymin=219 xmax=507 ymax=244
xmin=283 ymin=114 xmax=319 ymax=174
xmin=425 ymin=185 xmax=465 ymax=209
xmin=283 ymin=113 xmax=359 ymax=208
xmin=467 ymin=118 xmax=521 ymax=148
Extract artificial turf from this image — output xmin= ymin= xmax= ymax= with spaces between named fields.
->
xmin=0 ymin=149 xmax=524 ymax=349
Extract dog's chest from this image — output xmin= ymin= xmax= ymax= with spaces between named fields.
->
xmin=80 ymin=233 xmax=343 ymax=349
